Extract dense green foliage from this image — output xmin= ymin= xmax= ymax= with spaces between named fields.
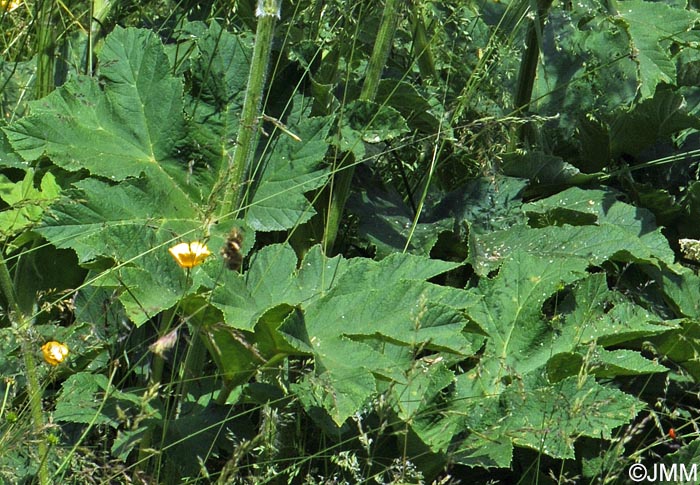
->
xmin=2 ymin=0 xmax=700 ymax=483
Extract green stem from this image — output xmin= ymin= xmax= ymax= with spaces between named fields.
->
xmin=215 ymin=378 xmax=235 ymax=406
xmin=0 ymin=256 xmax=49 ymax=485
xmin=216 ymin=0 xmax=280 ymax=218
xmin=324 ymin=0 xmax=402 ymax=253
xmin=35 ymin=0 xmax=55 ymax=98
xmin=410 ymin=1 xmax=437 ymax=83
xmin=87 ymin=0 xmax=114 ymax=76
xmin=513 ymin=0 xmax=553 ymax=145
xmin=360 ymin=0 xmax=400 ymax=101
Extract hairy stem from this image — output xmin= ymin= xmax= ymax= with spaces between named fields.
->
xmin=34 ymin=0 xmax=55 ymax=98
xmin=217 ymin=0 xmax=280 ymax=219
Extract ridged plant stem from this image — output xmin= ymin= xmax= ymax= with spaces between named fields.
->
xmin=324 ymin=0 xmax=402 ymax=253
xmin=410 ymin=1 xmax=436 ymax=82
xmin=35 ymin=0 xmax=55 ymax=98
xmin=87 ymin=0 xmax=114 ymax=76
xmin=217 ymin=0 xmax=280 ymax=218
xmin=0 ymin=256 xmax=49 ymax=485
xmin=513 ymin=0 xmax=553 ymax=145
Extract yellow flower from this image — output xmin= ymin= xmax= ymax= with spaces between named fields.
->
xmin=0 ymin=1 xmax=21 ymax=12
xmin=41 ymin=341 xmax=69 ymax=366
xmin=168 ymin=241 xmax=212 ymax=268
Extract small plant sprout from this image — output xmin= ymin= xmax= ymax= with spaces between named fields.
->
xmin=41 ymin=341 xmax=69 ymax=366
xmin=168 ymin=241 xmax=212 ymax=268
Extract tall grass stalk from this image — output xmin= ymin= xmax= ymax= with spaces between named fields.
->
xmin=324 ymin=0 xmax=402 ymax=253
xmin=217 ymin=0 xmax=281 ymax=219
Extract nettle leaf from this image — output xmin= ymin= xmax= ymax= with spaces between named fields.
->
xmin=246 ymin=95 xmax=333 ymax=231
xmin=617 ymin=0 xmax=700 ymax=98
xmin=0 ymin=168 xmax=60 ymax=236
xmin=54 ymin=373 xmax=118 ymax=427
xmin=54 ymin=373 xmax=161 ymax=427
xmin=5 ymin=27 xmax=188 ymax=187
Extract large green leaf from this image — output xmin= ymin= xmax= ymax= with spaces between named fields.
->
xmin=466 ymin=251 xmax=587 ymax=377
xmin=5 ymin=27 xmax=190 ymax=190
xmin=535 ymin=5 xmax=637 ymax=137
xmin=212 ymin=243 xmax=479 ymax=424
xmin=466 ymin=254 xmax=671 ymax=380
xmin=617 ymin=0 xmax=700 ymax=98
xmin=210 ymin=243 xmax=349 ymax=333
xmin=348 ymin=172 xmax=454 ymax=258
xmin=610 ymin=88 xmax=700 ymax=158
xmin=449 ymin=248 xmax=664 ymax=465
xmin=246 ymin=95 xmax=333 ymax=231
xmin=500 ymin=151 xmax=599 ymax=189
xmin=13 ymin=25 xmax=332 ymax=325
xmin=434 ymin=176 xmax=528 ymax=237
xmin=499 ymin=375 xmax=642 ymax=459
xmin=184 ymin=21 xmax=252 ymax=170
xmin=470 ymin=186 xmax=675 ymax=274
xmin=0 ymin=169 xmax=60 ymax=237
xmin=36 ymin=176 xmax=233 ymax=324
